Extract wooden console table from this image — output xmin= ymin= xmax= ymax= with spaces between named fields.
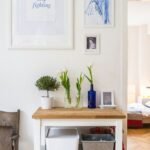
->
xmin=32 ymin=107 xmax=126 ymax=150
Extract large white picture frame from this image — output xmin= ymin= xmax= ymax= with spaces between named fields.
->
xmin=10 ymin=0 xmax=73 ymax=49
xmin=84 ymin=0 xmax=114 ymax=27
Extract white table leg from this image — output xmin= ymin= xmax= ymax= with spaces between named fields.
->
xmin=33 ymin=120 xmax=41 ymax=150
xmin=115 ymin=120 xmax=122 ymax=150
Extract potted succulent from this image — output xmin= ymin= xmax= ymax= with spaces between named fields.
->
xmin=76 ymin=74 xmax=84 ymax=108
xmin=59 ymin=70 xmax=72 ymax=108
xmin=85 ymin=65 xmax=96 ymax=108
xmin=35 ymin=76 xmax=60 ymax=109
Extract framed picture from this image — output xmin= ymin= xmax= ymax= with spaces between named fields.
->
xmin=9 ymin=0 xmax=73 ymax=49
xmin=84 ymin=34 xmax=100 ymax=54
xmin=101 ymin=90 xmax=115 ymax=107
xmin=84 ymin=0 xmax=114 ymax=27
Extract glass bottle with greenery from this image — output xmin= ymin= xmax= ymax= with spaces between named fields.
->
xmin=59 ymin=70 xmax=72 ymax=108
xmin=85 ymin=65 xmax=96 ymax=108
xmin=76 ymin=74 xmax=84 ymax=108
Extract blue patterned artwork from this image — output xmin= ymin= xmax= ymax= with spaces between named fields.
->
xmin=84 ymin=0 xmax=114 ymax=26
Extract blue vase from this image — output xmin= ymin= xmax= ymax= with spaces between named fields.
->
xmin=88 ymin=84 xmax=96 ymax=108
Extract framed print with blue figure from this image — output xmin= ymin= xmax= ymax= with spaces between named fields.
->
xmin=84 ymin=0 xmax=114 ymax=27
xmin=10 ymin=0 xmax=73 ymax=49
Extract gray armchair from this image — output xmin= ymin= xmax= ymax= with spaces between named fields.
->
xmin=0 ymin=110 xmax=20 ymax=150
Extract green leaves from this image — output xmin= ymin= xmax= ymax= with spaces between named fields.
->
xmin=59 ymin=70 xmax=70 ymax=91
xmin=59 ymin=70 xmax=71 ymax=104
xmin=84 ymin=65 xmax=93 ymax=84
xmin=35 ymin=76 xmax=60 ymax=91
xmin=76 ymin=74 xmax=84 ymax=107
xmin=76 ymin=74 xmax=84 ymax=94
xmin=35 ymin=65 xmax=94 ymax=103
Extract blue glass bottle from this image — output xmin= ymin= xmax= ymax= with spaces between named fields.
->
xmin=88 ymin=84 xmax=96 ymax=108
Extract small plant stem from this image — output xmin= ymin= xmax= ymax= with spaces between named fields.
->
xmin=76 ymin=91 xmax=81 ymax=107
xmin=47 ymin=90 xmax=49 ymax=97
xmin=66 ymin=90 xmax=71 ymax=104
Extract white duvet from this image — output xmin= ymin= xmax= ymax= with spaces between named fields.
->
xmin=128 ymin=103 xmax=150 ymax=116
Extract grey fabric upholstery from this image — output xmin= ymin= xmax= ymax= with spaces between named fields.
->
xmin=0 ymin=110 xmax=20 ymax=150
xmin=0 ymin=127 xmax=13 ymax=150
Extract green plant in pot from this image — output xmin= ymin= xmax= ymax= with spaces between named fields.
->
xmin=35 ymin=76 xmax=60 ymax=109
xmin=85 ymin=65 xmax=96 ymax=108
xmin=76 ymin=74 xmax=84 ymax=108
xmin=59 ymin=70 xmax=72 ymax=108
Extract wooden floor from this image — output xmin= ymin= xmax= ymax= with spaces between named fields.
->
xmin=127 ymin=128 xmax=150 ymax=150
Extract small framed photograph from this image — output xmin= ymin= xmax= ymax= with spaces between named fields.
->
xmin=100 ymin=91 xmax=115 ymax=108
xmin=84 ymin=34 xmax=100 ymax=54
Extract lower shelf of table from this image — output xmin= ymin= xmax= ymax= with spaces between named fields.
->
xmin=41 ymin=126 xmax=116 ymax=150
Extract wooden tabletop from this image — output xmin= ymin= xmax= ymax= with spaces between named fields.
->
xmin=32 ymin=107 xmax=126 ymax=119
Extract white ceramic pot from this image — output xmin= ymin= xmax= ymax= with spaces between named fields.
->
xmin=41 ymin=96 xmax=52 ymax=109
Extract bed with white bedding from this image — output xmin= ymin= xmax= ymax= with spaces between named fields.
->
xmin=128 ymin=99 xmax=150 ymax=127
xmin=128 ymin=103 xmax=150 ymax=116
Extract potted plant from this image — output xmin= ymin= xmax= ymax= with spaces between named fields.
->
xmin=59 ymin=70 xmax=72 ymax=108
xmin=35 ymin=76 xmax=60 ymax=109
xmin=76 ymin=74 xmax=84 ymax=108
xmin=85 ymin=65 xmax=96 ymax=108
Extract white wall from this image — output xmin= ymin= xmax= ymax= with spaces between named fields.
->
xmin=0 ymin=0 xmax=127 ymax=150
xmin=128 ymin=1 xmax=150 ymax=101
xmin=128 ymin=25 xmax=150 ymax=101
xmin=138 ymin=26 xmax=150 ymax=95
xmin=128 ymin=1 xmax=150 ymax=26
xmin=128 ymin=26 xmax=139 ymax=103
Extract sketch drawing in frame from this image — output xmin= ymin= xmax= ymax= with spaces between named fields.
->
xmin=84 ymin=0 xmax=114 ymax=27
